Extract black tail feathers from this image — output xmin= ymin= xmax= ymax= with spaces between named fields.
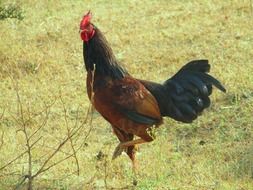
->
xmin=162 ymin=60 xmax=226 ymax=123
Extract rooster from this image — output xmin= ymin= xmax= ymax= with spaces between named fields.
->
xmin=80 ymin=11 xmax=226 ymax=173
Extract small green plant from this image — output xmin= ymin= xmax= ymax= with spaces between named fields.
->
xmin=0 ymin=3 xmax=24 ymax=20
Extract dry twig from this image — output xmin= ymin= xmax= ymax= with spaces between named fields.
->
xmin=2 ymin=72 xmax=95 ymax=189
xmin=0 ymin=137 xmax=41 ymax=171
xmin=60 ymin=96 xmax=80 ymax=175
xmin=0 ymin=130 xmax=4 ymax=150
xmin=14 ymin=82 xmax=33 ymax=190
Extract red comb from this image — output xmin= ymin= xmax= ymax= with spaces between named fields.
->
xmin=80 ymin=11 xmax=92 ymax=29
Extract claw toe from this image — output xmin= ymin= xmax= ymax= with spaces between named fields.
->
xmin=112 ymin=143 xmax=127 ymax=160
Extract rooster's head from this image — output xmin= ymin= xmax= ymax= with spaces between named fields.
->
xmin=80 ymin=11 xmax=95 ymax=42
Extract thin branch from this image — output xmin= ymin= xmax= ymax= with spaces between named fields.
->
xmin=39 ymin=127 xmax=66 ymax=143
xmin=0 ymin=130 xmax=4 ymax=150
xmin=32 ymin=138 xmax=67 ymax=178
xmin=42 ymin=144 xmax=72 ymax=156
xmin=67 ymin=128 xmax=80 ymax=175
xmin=14 ymin=175 xmax=28 ymax=190
xmin=74 ymin=106 xmax=94 ymax=154
xmin=33 ymin=154 xmax=73 ymax=177
xmin=60 ymin=96 xmax=80 ymax=175
xmin=0 ymin=171 xmax=20 ymax=178
xmin=30 ymin=136 xmax=43 ymax=148
xmin=5 ymin=95 xmax=57 ymax=131
xmin=0 ymin=137 xmax=40 ymax=171
xmin=32 ymin=115 xmax=94 ymax=178
xmin=0 ymin=108 xmax=5 ymax=121
xmin=32 ymin=103 xmax=94 ymax=178
xmin=14 ymin=82 xmax=25 ymax=126
xmin=15 ymin=84 xmax=33 ymax=190
xmin=32 ymin=128 xmax=78 ymax=178
xmin=103 ymin=157 xmax=108 ymax=190
xmin=0 ymin=151 xmax=27 ymax=171
xmin=73 ymin=103 xmax=94 ymax=147
xmin=24 ymin=97 xmax=57 ymax=128
xmin=0 ymin=123 xmax=94 ymax=189
xmin=28 ymin=101 xmax=51 ymax=141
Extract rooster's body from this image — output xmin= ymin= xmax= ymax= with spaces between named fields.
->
xmin=80 ymin=12 xmax=226 ymax=172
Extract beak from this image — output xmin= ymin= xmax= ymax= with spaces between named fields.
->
xmin=79 ymin=28 xmax=88 ymax=33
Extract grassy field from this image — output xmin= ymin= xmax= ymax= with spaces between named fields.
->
xmin=1 ymin=0 xmax=253 ymax=189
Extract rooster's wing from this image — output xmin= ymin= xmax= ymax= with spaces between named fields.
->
xmin=107 ymin=76 xmax=162 ymax=125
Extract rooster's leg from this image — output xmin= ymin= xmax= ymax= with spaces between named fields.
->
xmin=112 ymin=138 xmax=146 ymax=160
xmin=113 ymin=138 xmax=146 ymax=185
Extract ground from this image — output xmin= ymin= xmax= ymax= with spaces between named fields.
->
xmin=0 ymin=0 xmax=253 ymax=189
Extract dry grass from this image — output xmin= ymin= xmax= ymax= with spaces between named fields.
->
xmin=0 ymin=0 xmax=253 ymax=189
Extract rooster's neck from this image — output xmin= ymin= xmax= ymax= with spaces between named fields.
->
xmin=83 ymin=28 xmax=128 ymax=79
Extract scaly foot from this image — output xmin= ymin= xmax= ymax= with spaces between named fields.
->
xmin=112 ymin=143 xmax=127 ymax=160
